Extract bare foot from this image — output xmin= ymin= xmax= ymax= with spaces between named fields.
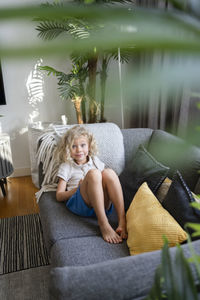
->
xmin=100 ymin=222 xmax=122 ymax=244
xmin=116 ymin=219 xmax=128 ymax=240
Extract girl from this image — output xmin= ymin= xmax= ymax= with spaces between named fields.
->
xmin=56 ymin=125 xmax=127 ymax=244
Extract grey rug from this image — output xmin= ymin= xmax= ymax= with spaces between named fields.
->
xmin=0 ymin=265 xmax=50 ymax=300
xmin=0 ymin=214 xmax=50 ymax=274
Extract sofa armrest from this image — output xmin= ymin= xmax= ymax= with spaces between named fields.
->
xmin=50 ymin=239 xmax=200 ymax=300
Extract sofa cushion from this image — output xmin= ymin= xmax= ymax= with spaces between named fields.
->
xmin=119 ymin=144 xmax=169 ymax=211
xmin=162 ymin=171 xmax=200 ymax=240
xmin=50 ymin=236 xmax=129 ymax=268
xmin=39 ymin=191 xmax=118 ymax=254
xmin=126 ymin=182 xmax=187 ymax=255
xmin=148 ymin=129 xmax=200 ymax=191
xmin=49 ymin=239 xmax=200 ymax=300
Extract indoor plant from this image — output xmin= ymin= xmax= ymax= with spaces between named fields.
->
xmin=35 ymin=0 xmax=131 ymax=124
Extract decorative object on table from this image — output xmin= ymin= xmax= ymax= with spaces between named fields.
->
xmin=0 ymin=213 xmax=49 ymax=274
xmin=0 ymin=133 xmax=13 ymax=196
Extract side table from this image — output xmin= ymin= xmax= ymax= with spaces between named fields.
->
xmin=0 ymin=133 xmax=13 ymax=196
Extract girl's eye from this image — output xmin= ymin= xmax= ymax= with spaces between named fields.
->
xmin=72 ymin=145 xmax=76 ymax=149
xmin=81 ymin=144 xmax=86 ymax=147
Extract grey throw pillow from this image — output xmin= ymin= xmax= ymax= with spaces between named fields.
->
xmin=119 ymin=144 xmax=169 ymax=211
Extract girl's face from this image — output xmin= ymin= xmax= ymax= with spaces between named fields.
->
xmin=70 ymin=136 xmax=89 ymax=165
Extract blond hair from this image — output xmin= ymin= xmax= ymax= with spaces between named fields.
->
xmin=57 ymin=125 xmax=98 ymax=163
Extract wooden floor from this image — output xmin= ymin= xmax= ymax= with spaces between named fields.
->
xmin=0 ymin=176 xmax=39 ymax=218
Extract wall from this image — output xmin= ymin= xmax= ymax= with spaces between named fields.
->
xmin=0 ymin=0 xmax=127 ymax=177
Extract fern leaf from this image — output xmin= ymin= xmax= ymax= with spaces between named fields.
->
xmin=36 ymin=21 xmax=70 ymax=40
xmin=39 ymin=65 xmax=73 ymax=86
xmin=57 ymin=73 xmax=75 ymax=85
xmin=69 ymin=27 xmax=90 ymax=39
xmin=39 ymin=65 xmax=63 ymax=76
xmin=58 ymin=82 xmax=80 ymax=100
xmin=70 ymin=53 xmax=89 ymax=67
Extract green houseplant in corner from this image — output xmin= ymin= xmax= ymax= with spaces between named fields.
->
xmin=35 ymin=0 xmax=131 ymax=124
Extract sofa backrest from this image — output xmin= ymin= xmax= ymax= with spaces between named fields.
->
xmin=76 ymin=123 xmax=125 ymax=175
xmin=147 ymin=129 xmax=200 ymax=191
xmin=29 ymin=123 xmax=200 ymax=192
xmin=121 ymin=128 xmax=153 ymax=166
xmin=121 ymin=128 xmax=200 ymax=193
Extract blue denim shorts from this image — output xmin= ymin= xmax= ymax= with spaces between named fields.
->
xmin=66 ymin=187 xmax=113 ymax=217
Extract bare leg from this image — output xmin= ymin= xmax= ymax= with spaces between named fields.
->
xmin=80 ymin=169 xmax=122 ymax=244
xmin=102 ymin=169 xmax=127 ymax=240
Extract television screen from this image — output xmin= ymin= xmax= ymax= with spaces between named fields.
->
xmin=0 ymin=63 xmax=6 ymax=105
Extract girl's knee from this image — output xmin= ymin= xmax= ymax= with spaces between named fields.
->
xmin=86 ymin=169 xmax=102 ymax=183
xmin=102 ymin=168 xmax=116 ymax=181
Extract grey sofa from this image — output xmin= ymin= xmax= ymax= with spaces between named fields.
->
xmin=36 ymin=123 xmax=200 ymax=300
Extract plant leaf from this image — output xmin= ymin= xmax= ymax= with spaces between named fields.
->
xmin=161 ymin=239 xmax=178 ymax=299
xmin=2 ymin=5 xmax=200 ymax=57
xmin=173 ymin=245 xmax=198 ymax=300
xmin=145 ymin=265 xmax=166 ymax=300
xmin=186 ymin=223 xmax=200 ymax=237
xmin=190 ymin=202 xmax=200 ymax=210
xmin=147 ymin=239 xmax=199 ymax=300
xmin=39 ymin=65 xmax=63 ymax=76
xmin=36 ymin=21 xmax=71 ymax=40
xmin=58 ymin=82 xmax=80 ymax=99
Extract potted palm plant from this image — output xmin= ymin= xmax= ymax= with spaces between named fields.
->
xmin=35 ymin=0 xmax=131 ymax=123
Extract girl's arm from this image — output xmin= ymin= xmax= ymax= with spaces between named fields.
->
xmin=56 ymin=177 xmax=77 ymax=202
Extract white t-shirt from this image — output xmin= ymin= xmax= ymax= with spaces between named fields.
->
xmin=57 ymin=156 xmax=105 ymax=191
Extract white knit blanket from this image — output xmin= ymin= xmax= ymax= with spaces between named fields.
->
xmin=35 ymin=123 xmax=125 ymax=202
xmin=35 ymin=125 xmax=71 ymax=201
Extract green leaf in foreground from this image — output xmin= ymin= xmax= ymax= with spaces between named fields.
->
xmin=146 ymin=240 xmax=198 ymax=300
xmin=173 ymin=245 xmax=198 ymax=300
xmin=1 ymin=5 xmax=200 ymax=57
xmin=186 ymin=223 xmax=200 ymax=238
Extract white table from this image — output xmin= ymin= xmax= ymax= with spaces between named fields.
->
xmin=0 ymin=133 xmax=13 ymax=196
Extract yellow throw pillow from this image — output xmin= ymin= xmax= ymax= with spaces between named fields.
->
xmin=156 ymin=177 xmax=172 ymax=203
xmin=126 ymin=182 xmax=187 ymax=255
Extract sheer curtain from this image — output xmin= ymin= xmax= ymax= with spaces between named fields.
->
xmin=124 ymin=0 xmax=200 ymax=143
